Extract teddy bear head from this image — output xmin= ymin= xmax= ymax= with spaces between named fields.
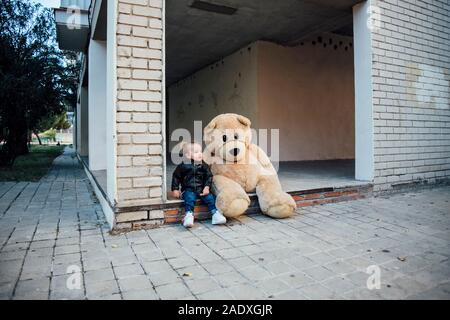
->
xmin=203 ymin=113 xmax=252 ymax=163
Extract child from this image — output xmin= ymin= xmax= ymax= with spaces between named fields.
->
xmin=171 ymin=142 xmax=227 ymax=228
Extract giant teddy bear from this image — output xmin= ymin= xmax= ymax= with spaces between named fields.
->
xmin=203 ymin=113 xmax=296 ymax=219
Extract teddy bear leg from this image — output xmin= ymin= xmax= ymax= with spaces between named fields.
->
xmin=212 ymin=175 xmax=250 ymax=218
xmin=256 ymin=175 xmax=297 ymax=219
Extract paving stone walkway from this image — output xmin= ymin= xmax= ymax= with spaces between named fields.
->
xmin=1 ymin=147 xmax=449 ymax=300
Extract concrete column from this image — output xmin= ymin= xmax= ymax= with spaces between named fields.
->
xmin=79 ymin=87 xmax=89 ymax=157
xmin=353 ymin=0 xmax=374 ymax=181
xmin=105 ymin=0 xmax=117 ymax=210
xmin=88 ymin=40 xmax=107 ymax=171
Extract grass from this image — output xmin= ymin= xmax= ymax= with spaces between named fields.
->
xmin=0 ymin=144 xmax=66 ymax=182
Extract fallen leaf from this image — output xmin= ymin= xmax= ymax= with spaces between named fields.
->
xmin=111 ymin=244 xmax=118 ymax=248
xmin=397 ymin=256 xmax=407 ymax=262
xmin=183 ymin=272 xmax=192 ymax=277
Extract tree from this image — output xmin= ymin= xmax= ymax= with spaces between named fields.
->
xmin=0 ymin=0 xmax=78 ymax=165
xmin=33 ymin=111 xmax=72 ymax=145
xmin=52 ymin=112 xmax=72 ymax=130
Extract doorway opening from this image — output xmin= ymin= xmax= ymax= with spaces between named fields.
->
xmin=165 ymin=0 xmax=372 ymax=200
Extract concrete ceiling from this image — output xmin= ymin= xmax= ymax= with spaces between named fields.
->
xmin=166 ymin=0 xmax=362 ymax=85
xmin=54 ymin=8 xmax=89 ymax=52
xmin=92 ymin=0 xmax=107 ymax=41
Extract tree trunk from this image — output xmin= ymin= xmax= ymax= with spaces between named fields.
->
xmin=11 ymin=123 xmax=29 ymax=156
xmin=8 ymin=127 xmax=29 ymax=155
xmin=34 ymin=131 xmax=42 ymax=145
xmin=0 ymin=118 xmax=29 ymax=165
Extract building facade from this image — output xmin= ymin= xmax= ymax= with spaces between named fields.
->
xmin=55 ymin=0 xmax=450 ymax=231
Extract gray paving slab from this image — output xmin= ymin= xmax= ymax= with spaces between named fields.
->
xmin=0 ymin=147 xmax=449 ymax=300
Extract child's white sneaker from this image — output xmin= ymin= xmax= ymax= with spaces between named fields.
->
xmin=183 ymin=211 xmax=194 ymax=228
xmin=212 ymin=210 xmax=227 ymax=225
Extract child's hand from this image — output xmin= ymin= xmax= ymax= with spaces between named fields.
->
xmin=200 ymin=187 xmax=210 ymax=196
xmin=172 ymin=190 xmax=181 ymax=199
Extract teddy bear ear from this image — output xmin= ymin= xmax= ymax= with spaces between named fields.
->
xmin=205 ymin=119 xmax=217 ymax=131
xmin=203 ymin=120 xmax=217 ymax=143
xmin=236 ymin=115 xmax=251 ymax=127
xmin=203 ymin=119 xmax=217 ymax=140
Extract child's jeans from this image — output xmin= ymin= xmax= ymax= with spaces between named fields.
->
xmin=182 ymin=191 xmax=217 ymax=213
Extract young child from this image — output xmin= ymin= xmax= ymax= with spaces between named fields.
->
xmin=171 ymin=142 xmax=227 ymax=228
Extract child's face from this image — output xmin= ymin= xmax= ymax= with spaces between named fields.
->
xmin=185 ymin=143 xmax=203 ymax=162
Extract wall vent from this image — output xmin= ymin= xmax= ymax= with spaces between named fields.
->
xmin=189 ymin=1 xmax=237 ymax=15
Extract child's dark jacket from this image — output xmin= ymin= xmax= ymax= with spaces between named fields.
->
xmin=171 ymin=161 xmax=213 ymax=194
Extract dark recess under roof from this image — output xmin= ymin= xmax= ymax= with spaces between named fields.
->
xmin=166 ymin=0 xmax=362 ymax=85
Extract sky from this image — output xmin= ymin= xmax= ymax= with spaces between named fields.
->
xmin=34 ymin=0 xmax=61 ymax=8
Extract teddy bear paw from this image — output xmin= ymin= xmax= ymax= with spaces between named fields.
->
xmin=264 ymin=193 xmax=296 ymax=219
xmin=225 ymin=198 xmax=250 ymax=218
xmin=215 ymin=188 xmax=250 ymax=218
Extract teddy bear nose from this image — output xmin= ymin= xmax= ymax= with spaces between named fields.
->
xmin=230 ymin=148 xmax=240 ymax=156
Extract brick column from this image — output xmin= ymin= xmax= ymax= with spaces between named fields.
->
xmin=114 ymin=0 xmax=164 ymax=217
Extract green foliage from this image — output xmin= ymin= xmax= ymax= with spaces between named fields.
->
xmin=36 ymin=111 xmax=72 ymax=135
xmin=52 ymin=112 xmax=72 ymax=130
xmin=41 ymin=128 xmax=56 ymax=140
xmin=0 ymin=0 xmax=79 ymax=165
xmin=0 ymin=144 xmax=65 ymax=181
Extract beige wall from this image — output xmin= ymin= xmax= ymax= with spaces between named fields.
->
xmin=168 ymin=34 xmax=355 ymax=161
xmin=257 ymin=35 xmax=355 ymax=161
xmin=168 ymin=43 xmax=258 ymax=151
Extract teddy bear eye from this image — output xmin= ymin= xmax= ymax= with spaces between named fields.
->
xmin=234 ymin=133 xmax=239 ymax=140
xmin=222 ymin=135 xmax=227 ymax=142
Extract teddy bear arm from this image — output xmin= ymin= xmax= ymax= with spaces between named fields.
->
xmin=249 ymin=144 xmax=275 ymax=171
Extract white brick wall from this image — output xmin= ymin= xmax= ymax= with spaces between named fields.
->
xmin=115 ymin=0 xmax=164 ymax=207
xmin=112 ymin=0 xmax=450 ymax=206
xmin=371 ymin=0 xmax=450 ymax=191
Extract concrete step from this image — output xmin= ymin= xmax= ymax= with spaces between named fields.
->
xmin=163 ymin=184 xmax=373 ymax=224
xmin=112 ymin=183 xmax=373 ymax=233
